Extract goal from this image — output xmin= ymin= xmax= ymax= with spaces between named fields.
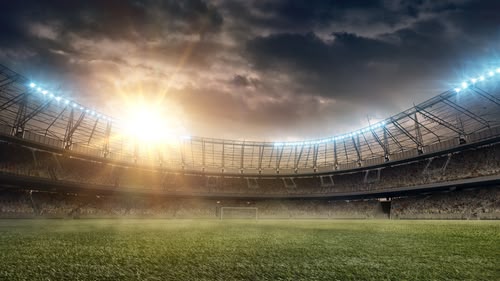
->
xmin=219 ymin=207 xmax=258 ymax=220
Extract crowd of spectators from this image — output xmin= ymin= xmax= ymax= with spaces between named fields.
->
xmin=0 ymin=188 xmax=387 ymax=219
xmin=391 ymin=188 xmax=500 ymax=219
xmin=0 ymin=190 xmax=33 ymax=215
xmin=1 ymin=187 xmax=497 ymax=219
xmin=0 ymin=140 xmax=499 ymax=196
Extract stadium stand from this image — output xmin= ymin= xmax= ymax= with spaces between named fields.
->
xmin=0 ymin=188 xmax=498 ymax=219
xmin=0 ymin=141 xmax=499 ymax=196
xmin=0 ymin=63 xmax=499 ymax=220
xmin=391 ymin=188 xmax=500 ymax=219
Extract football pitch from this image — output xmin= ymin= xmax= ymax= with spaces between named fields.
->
xmin=0 ymin=219 xmax=498 ymax=280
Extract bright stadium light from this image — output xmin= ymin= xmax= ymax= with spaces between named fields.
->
xmin=30 ymin=83 xmax=36 ymax=88
xmin=42 ymin=90 xmax=48 ymax=95
xmin=37 ymin=87 xmax=42 ymax=92
xmin=479 ymin=75 xmax=485 ymax=81
xmin=488 ymin=71 xmax=494 ymax=77
xmin=497 ymin=68 xmax=500 ymax=73
xmin=49 ymin=93 xmax=54 ymax=98
xmin=72 ymin=103 xmax=77 ymax=107
xmin=471 ymin=78 xmax=477 ymax=84
xmin=461 ymin=82 xmax=468 ymax=89
xmin=55 ymin=96 xmax=61 ymax=102
xmin=454 ymin=87 xmax=461 ymax=93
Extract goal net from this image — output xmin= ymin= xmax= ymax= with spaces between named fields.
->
xmin=219 ymin=207 xmax=258 ymax=220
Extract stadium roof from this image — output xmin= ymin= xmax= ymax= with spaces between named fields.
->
xmin=1 ymin=63 xmax=499 ymax=175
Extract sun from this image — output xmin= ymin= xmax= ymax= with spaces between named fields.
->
xmin=121 ymin=101 xmax=188 ymax=145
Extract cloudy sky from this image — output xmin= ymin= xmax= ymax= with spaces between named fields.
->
xmin=1 ymin=0 xmax=499 ymax=141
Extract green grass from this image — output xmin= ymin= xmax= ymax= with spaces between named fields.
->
xmin=0 ymin=219 xmax=498 ymax=280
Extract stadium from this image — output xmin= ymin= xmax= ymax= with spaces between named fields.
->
xmin=1 ymin=1 xmax=500 ymax=280
xmin=1 ymin=61 xmax=500 ymax=218
xmin=1 ymin=61 xmax=500 ymax=279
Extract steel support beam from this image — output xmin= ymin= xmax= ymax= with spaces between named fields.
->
xmin=370 ymin=129 xmax=388 ymax=159
xmin=442 ymin=98 xmax=489 ymax=128
xmin=221 ymin=141 xmax=225 ymax=170
xmin=45 ymin=107 xmax=67 ymax=137
xmin=472 ymin=87 xmax=500 ymax=106
xmin=333 ymin=140 xmax=338 ymax=168
xmin=12 ymin=94 xmax=28 ymax=136
xmin=64 ymin=110 xmax=86 ymax=149
xmin=351 ymin=136 xmax=362 ymax=162
xmin=0 ymin=92 xmax=26 ymax=112
xmin=258 ymin=145 xmax=264 ymax=171
xmin=303 ymin=145 xmax=312 ymax=168
xmin=312 ymin=144 xmax=319 ymax=169
xmin=407 ymin=112 xmax=439 ymax=143
xmin=268 ymin=145 xmax=275 ymax=168
xmin=240 ymin=143 xmax=245 ymax=171
xmin=103 ymin=121 xmax=112 ymax=158
xmin=276 ymin=145 xmax=284 ymax=171
xmin=390 ymin=118 xmax=423 ymax=149
xmin=294 ymin=144 xmax=304 ymax=171
xmin=202 ymin=140 xmax=206 ymax=169
xmin=360 ymin=132 xmax=374 ymax=158
xmin=18 ymin=100 xmax=53 ymax=128
xmin=87 ymin=118 xmax=99 ymax=145
xmin=384 ymin=126 xmax=404 ymax=152
xmin=415 ymin=106 xmax=465 ymax=135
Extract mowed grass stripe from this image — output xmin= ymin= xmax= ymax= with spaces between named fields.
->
xmin=0 ymin=219 xmax=498 ymax=280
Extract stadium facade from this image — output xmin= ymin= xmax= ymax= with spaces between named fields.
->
xmin=0 ymin=63 xmax=499 ymax=219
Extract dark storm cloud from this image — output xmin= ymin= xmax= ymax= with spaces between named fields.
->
xmin=0 ymin=0 xmax=225 ymax=102
xmin=222 ymin=0 xmax=426 ymax=34
xmin=0 ymin=0 xmax=222 ymax=41
xmin=243 ymin=0 xmax=500 ymax=108
xmin=0 ymin=0 xmax=223 ymax=71
xmin=0 ymin=0 xmax=499 ymax=140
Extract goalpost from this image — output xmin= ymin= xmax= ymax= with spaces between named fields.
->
xmin=219 ymin=207 xmax=258 ymax=220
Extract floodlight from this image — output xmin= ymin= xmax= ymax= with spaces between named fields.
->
xmin=64 ymin=99 xmax=69 ymax=104
xmin=72 ymin=103 xmax=77 ymax=107
xmin=55 ymin=96 xmax=61 ymax=102
xmin=461 ymin=82 xmax=468 ymax=89
xmin=496 ymin=68 xmax=500 ymax=73
xmin=49 ymin=93 xmax=54 ymax=98
xmin=37 ymin=87 xmax=42 ymax=92
xmin=471 ymin=78 xmax=477 ymax=83
xmin=30 ymin=83 xmax=36 ymax=88
xmin=79 ymin=106 xmax=84 ymax=110
xmin=479 ymin=76 xmax=485 ymax=81
xmin=488 ymin=71 xmax=494 ymax=76
xmin=42 ymin=90 xmax=48 ymax=95
xmin=454 ymin=87 xmax=461 ymax=93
